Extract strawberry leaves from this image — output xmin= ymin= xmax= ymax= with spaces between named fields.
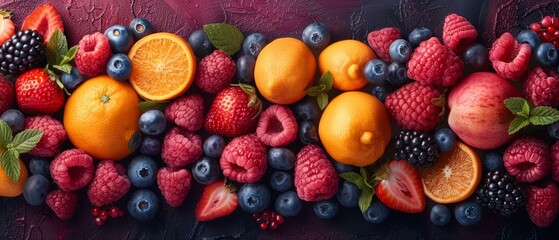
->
xmin=0 ymin=120 xmax=43 ymax=182
xmin=45 ymin=28 xmax=78 ymax=95
xmin=339 ymin=167 xmax=378 ymax=213
xmin=505 ymin=97 xmax=559 ymax=134
xmin=306 ymin=71 xmax=333 ymax=110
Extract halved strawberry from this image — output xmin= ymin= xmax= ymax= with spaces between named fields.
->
xmin=21 ymin=3 xmax=63 ymax=43
xmin=195 ymin=180 xmax=238 ymax=221
xmin=0 ymin=10 xmax=15 ymax=46
xmin=374 ymin=160 xmax=426 ymax=213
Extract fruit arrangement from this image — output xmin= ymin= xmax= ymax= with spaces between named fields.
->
xmin=1 ymin=2 xmax=559 ymax=233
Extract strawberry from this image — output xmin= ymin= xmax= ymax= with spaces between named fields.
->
xmin=374 ymin=160 xmax=425 ymax=213
xmin=0 ymin=76 xmax=14 ymax=114
xmin=0 ymin=10 xmax=15 ymax=46
xmin=15 ymin=68 xmax=65 ymax=115
xmin=21 ymin=3 xmax=64 ymax=43
xmin=195 ymin=180 xmax=238 ymax=221
xmin=204 ymin=84 xmax=262 ymax=138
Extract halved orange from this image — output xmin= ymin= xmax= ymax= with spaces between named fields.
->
xmin=128 ymin=32 xmax=196 ymax=100
xmin=420 ymin=141 xmax=482 ymax=204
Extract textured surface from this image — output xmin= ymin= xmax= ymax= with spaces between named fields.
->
xmin=2 ymin=0 xmax=559 ymax=239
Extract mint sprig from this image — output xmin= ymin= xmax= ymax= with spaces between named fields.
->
xmin=45 ymin=28 xmax=78 ymax=95
xmin=203 ymin=23 xmax=244 ymax=55
xmin=306 ymin=71 xmax=333 ymax=110
xmin=0 ymin=120 xmax=43 ymax=183
xmin=339 ymin=167 xmax=378 ymax=213
xmin=505 ymin=97 xmax=559 ymax=134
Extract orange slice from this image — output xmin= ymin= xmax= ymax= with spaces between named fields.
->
xmin=420 ymin=141 xmax=482 ymax=204
xmin=128 ymin=32 xmax=196 ymax=100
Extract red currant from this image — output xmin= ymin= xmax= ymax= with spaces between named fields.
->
xmin=530 ymin=23 xmax=542 ymax=32
xmin=552 ymin=16 xmax=559 ymax=28
xmin=542 ymin=32 xmax=552 ymax=41
xmin=92 ymin=207 xmax=101 ymax=217
xmin=110 ymin=207 xmax=121 ymax=218
xmin=275 ymin=214 xmax=284 ymax=224
xmin=95 ymin=217 xmax=104 ymax=226
xmin=100 ymin=210 xmax=109 ymax=221
xmin=542 ymin=16 xmax=552 ymax=28
xmin=270 ymin=221 xmax=279 ymax=230
xmin=548 ymin=26 xmax=556 ymax=34
xmin=259 ymin=222 xmax=268 ymax=230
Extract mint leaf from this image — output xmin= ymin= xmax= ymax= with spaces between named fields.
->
xmin=508 ymin=116 xmax=530 ymax=134
xmin=317 ymin=92 xmax=328 ymax=110
xmin=319 ymin=71 xmax=333 ymax=91
xmin=203 ymin=23 xmax=244 ymax=55
xmin=529 ymin=106 xmax=559 ymax=125
xmin=10 ymin=129 xmax=43 ymax=154
xmin=62 ymin=46 xmax=78 ymax=65
xmin=47 ymin=28 xmax=67 ymax=65
xmin=0 ymin=148 xmax=20 ymax=183
xmin=0 ymin=120 xmax=13 ymax=148
xmin=139 ymin=100 xmax=169 ymax=112
xmin=339 ymin=172 xmax=363 ymax=185
xmin=53 ymin=64 xmax=72 ymax=74
xmin=520 ymin=100 xmax=531 ymax=118
xmin=359 ymin=167 xmax=367 ymax=180
xmin=504 ymin=97 xmax=528 ymax=115
xmin=358 ymin=188 xmax=374 ymax=213
xmin=305 ymin=86 xmax=321 ymax=97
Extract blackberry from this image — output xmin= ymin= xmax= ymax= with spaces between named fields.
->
xmin=394 ymin=130 xmax=440 ymax=167
xmin=0 ymin=29 xmax=46 ymax=76
xmin=475 ymin=170 xmax=526 ymax=217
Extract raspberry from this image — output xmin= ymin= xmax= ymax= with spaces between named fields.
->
xmin=367 ymin=27 xmax=401 ymax=62
xmin=87 ymin=161 xmax=131 ymax=207
xmin=195 ymin=49 xmax=236 ymax=94
xmin=522 ymin=67 xmax=559 ymax=107
xmin=256 ymin=105 xmax=298 ymax=147
xmin=385 ymin=82 xmax=442 ymax=131
xmin=157 ymin=167 xmax=192 ymax=207
xmin=50 ymin=149 xmax=94 ymax=191
xmin=294 ymin=144 xmax=338 ymax=202
xmin=24 ymin=115 xmax=66 ymax=157
xmin=220 ymin=134 xmax=267 ymax=183
xmin=526 ymin=180 xmax=559 ymax=228
xmin=488 ymin=32 xmax=531 ymax=81
xmin=45 ymin=189 xmax=78 ymax=220
xmin=75 ymin=32 xmax=111 ymax=77
xmin=161 ymin=127 xmax=203 ymax=168
xmin=551 ymin=142 xmax=559 ymax=182
xmin=443 ymin=13 xmax=478 ymax=54
xmin=0 ymin=77 xmax=14 ymax=114
xmin=165 ymin=93 xmax=204 ymax=132
xmin=407 ymin=37 xmax=463 ymax=87
xmin=503 ymin=136 xmax=550 ymax=183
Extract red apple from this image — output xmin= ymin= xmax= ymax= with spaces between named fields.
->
xmin=447 ymin=72 xmax=520 ymax=150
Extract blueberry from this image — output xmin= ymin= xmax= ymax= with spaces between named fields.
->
xmin=1 ymin=109 xmax=25 ymax=133
xmin=129 ymin=18 xmax=154 ymax=40
xmin=275 ymin=190 xmax=303 ymax=217
xmin=242 ymin=33 xmax=267 ymax=58
xmin=192 ymin=157 xmax=220 ymax=185
xmin=140 ymin=136 xmax=162 ymax=156
xmin=334 ymin=162 xmax=356 ymax=173
xmin=364 ymin=59 xmax=388 ymax=86
xmin=387 ymin=62 xmax=409 ymax=88
xmin=389 ymin=39 xmax=412 ymax=63
xmin=203 ymin=135 xmax=226 ymax=158
xmin=299 ymin=120 xmax=319 ymax=145
xmin=434 ymin=128 xmax=456 ymax=152
xmin=23 ymin=174 xmax=50 ymax=206
xmin=293 ymin=97 xmax=321 ymax=122
xmin=269 ymin=171 xmax=293 ymax=192
xmin=302 ymin=22 xmax=331 ymax=50
xmin=139 ymin=110 xmax=167 ymax=136
xmin=29 ymin=157 xmax=50 ymax=177
xmin=313 ymin=199 xmax=339 ymax=220
xmin=60 ymin=67 xmax=83 ymax=90
xmin=370 ymin=85 xmax=393 ymax=103
xmin=516 ymin=30 xmax=541 ymax=51
xmin=188 ymin=29 xmax=215 ymax=58
xmin=128 ymin=189 xmax=160 ymax=221
xmin=535 ymin=42 xmax=559 ymax=67
xmin=408 ymin=27 xmax=433 ymax=47
xmin=362 ymin=199 xmax=390 ymax=224
xmin=548 ymin=121 xmax=559 ymax=140
xmin=268 ymin=147 xmax=296 ymax=170
xmin=336 ymin=181 xmax=360 ymax=208
xmin=104 ymin=25 xmax=134 ymax=54
xmin=236 ymin=55 xmax=256 ymax=84
xmin=238 ymin=183 xmax=271 ymax=213
xmin=462 ymin=44 xmax=489 ymax=71
xmin=430 ymin=204 xmax=451 ymax=226
xmin=454 ymin=201 xmax=482 ymax=226
xmin=106 ymin=54 xmax=132 ymax=81
xmin=483 ymin=152 xmax=504 ymax=171
xmin=128 ymin=155 xmax=158 ymax=188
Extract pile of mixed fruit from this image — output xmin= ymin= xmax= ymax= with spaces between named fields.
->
xmin=1 ymin=3 xmax=559 ymax=230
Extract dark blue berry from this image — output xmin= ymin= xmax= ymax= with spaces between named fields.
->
xmin=362 ymin=199 xmax=390 ymax=224
xmin=60 ymin=67 xmax=83 ymax=90
xmin=29 ymin=157 xmax=50 ymax=177
xmin=129 ymin=18 xmax=154 ymax=40
xmin=269 ymin=171 xmax=293 ymax=192
xmin=364 ymin=59 xmax=388 ymax=86
xmin=106 ymin=54 xmax=132 ymax=81
xmin=483 ymin=152 xmax=504 ymax=171
xmin=334 ymin=162 xmax=356 ymax=173
xmin=23 ymin=174 xmax=50 ymax=206
xmin=242 ymin=33 xmax=267 ymax=58
xmin=140 ymin=136 xmax=162 ymax=156
xmin=408 ymin=27 xmax=433 ymax=47
xmin=434 ymin=128 xmax=456 ymax=152
xmin=548 ymin=121 xmax=559 ymax=140
xmin=1 ymin=109 xmax=25 ymax=133
xmin=389 ymin=39 xmax=412 ymax=63
xmin=236 ymin=55 xmax=256 ymax=84
xmin=192 ymin=157 xmax=220 ymax=185
xmin=430 ymin=204 xmax=451 ymax=226
xmin=516 ymin=30 xmax=541 ymax=51
xmin=238 ymin=183 xmax=271 ymax=214
xmin=268 ymin=147 xmax=296 ymax=170
xmin=275 ymin=190 xmax=303 ymax=217
xmin=313 ymin=199 xmax=339 ymax=219
xmin=299 ymin=120 xmax=319 ymax=145
xmin=139 ymin=110 xmax=167 ymax=136
xmin=203 ymin=135 xmax=225 ymax=158
xmin=336 ymin=181 xmax=360 ymax=208
xmin=188 ymin=29 xmax=215 ymax=58
xmin=302 ymin=22 xmax=331 ymax=50
xmin=293 ymin=97 xmax=321 ymax=122
xmin=370 ymin=85 xmax=392 ymax=103
xmin=462 ymin=44 xmax=489 ymax=71
xmin=128 ymin=189 xmax=160 ymax=221
xmin=104 ymin=25 xmax=134 ymax=54
xmin=454 ymin=201 xmax=482 ymax=226
xmin=387 ymin=62 xmax=409 ymax=88
xmin=127 ymin=155 xmax=158 ymax=188
xmin=536 ymin=42 xmax=559 ymax=67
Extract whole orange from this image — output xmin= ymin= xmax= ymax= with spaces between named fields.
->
xmin=318 ymin=91 xmax=391 ymax=167
xmin=0 ymin=158 xmax=28 ymax=197
xmin=254 ymin=38 xmax=316 ymax=105
xmin=318 ymin=40 xmax=376 ymax=91
xmin=64 ymin=75 xmax=142 ymax=160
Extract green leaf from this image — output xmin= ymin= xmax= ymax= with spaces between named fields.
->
xmin=339 ymin=172 xmax=363 ymax=186
xmin=508 ymin=116 xmax=530 ymax=134
xmin=46 ymin=28 xmax=67 ymax=65
xmin=139 ymin=100 xmax=169 ymax=112
xmin=305 ymin=86 xmax=322 ymax=97
xmin=203 ymin=23 xmax=244 ymax=55
xmin=62 ymin=46 xmax=78 ymax=65
xmin=529 ymin=106 xmax=559 ymax=125
xmin=317 ymin=92 xmax=329 ymax=110
xmin=319 ymin=71 xmax=333 ymax=91
xmin=10 ymin=129 xmax=43 ymax=154
xmin=0 ymin=148 xmax=20 ymax=183
xmin=0 ymin=120 xmax=13 ymax=148
xmin=504 ymin=97 xmax=526 ymax=114
xmin=358 ymin=188 xmax=374 ymax=213
xmin=520 ymin=100 xmax=531 ymax=118
xmin=53 ymin=64 xmax=72 ymax=74
xmin=359 ymin=167 xmax=367 ymax=180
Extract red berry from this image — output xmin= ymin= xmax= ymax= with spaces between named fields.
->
xmin=530 ymin=23 xmax=541 ymax=32
xmin=92 ymin=207 xmax=101 ymax=217
xmin=542 ymin=32 xmax=551 ymax=41
xmin=110 ymin=207 xmax=120 ymax=218
xmin=548 ymin=26 xmax=556 ymax=34
xmin=275 ymin=214 xmax=284 ymax=224
xmin=542 ymin=16 xmax=552 ymax=28
xmin=259 ymin=222 xmax=268 ymax=230
xmin=95 ymin=217 xmax=104 ymax=226
xmin=270 ymin=221 xmax=279 ymax=230
xmin=552 ymin=16 xmax=559 ymax=28
xmin=100 ymin=210 xmax=109 ymax=221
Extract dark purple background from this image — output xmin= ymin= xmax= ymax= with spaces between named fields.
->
xmin=1 ymin=0 xmax=559 ymax=239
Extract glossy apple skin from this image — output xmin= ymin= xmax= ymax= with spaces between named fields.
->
xmin=447 ymin=72 xmax=519 ymax=150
